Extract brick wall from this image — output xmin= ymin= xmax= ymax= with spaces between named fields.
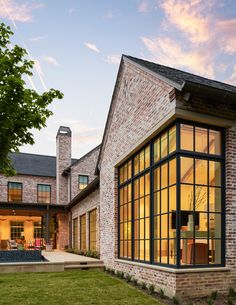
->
xmin=70 ymin=146 xmax=100 ymax=200
xmin=0 ymin=174 xmax=56 ymax=204
xmin=71 ymin=188 xmax=100 ymax=252
xmin=99 ymin=58 xmax=236 ymax=298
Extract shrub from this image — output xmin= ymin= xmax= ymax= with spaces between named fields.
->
xmin=132 ymin=278 xmax=138 ymax=286
xmin=172 ymin=296 xmax=179 ymax=304
xmin=65 ymin=248 xmax=75 ymax=253
xmin=126 ymin=274 xmax=132 ymax=283
xmin=148 ymin=284 xmax=155 ymax=294
xmin=227 ymin=297 xmax=233 ymax=305
xmin=211 ymin=290 xmax=218 ymax=300
xmin=159 ymin=288 xmax=165 ymax=299
xmin=229 ymin=288 xmax=236 ymax=298
xmin=206 ymin=299 xmax=213 ymax=305
xmin=141 ymin=282 xmax=147 ymax=290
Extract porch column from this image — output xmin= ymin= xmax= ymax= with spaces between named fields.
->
xmin=45 ymin=205 xmax=50 ymax=243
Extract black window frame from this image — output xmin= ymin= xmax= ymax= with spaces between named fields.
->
xmin=78 ymin=175 xmax=89 ymax=190
xmin=118 ymin=119 xmax=225 ymax=269
xmin=8 ymin=182 xmax=23 ymax=202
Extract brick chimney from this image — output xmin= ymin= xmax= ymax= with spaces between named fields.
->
xmin=56 ymin=126 xmax=71 ymax=205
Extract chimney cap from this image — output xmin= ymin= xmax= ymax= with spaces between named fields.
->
xmin=57 ymin=126 xmax=72 ymax=137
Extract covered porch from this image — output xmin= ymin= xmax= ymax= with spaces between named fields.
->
xmin=0 ymin=202 xmax=68 ymax=251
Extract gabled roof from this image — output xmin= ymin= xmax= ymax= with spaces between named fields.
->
xmin=95 ymin=54 xmax=236 ymax=173
xmin=9 ymin=152 xmax=78 ymax=178
xmin=63 ymin=144 xmax=101 ymax=174
xmin=125 ymin=55 xmax=236 ymax=95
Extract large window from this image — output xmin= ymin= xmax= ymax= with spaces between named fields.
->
xmin=89 ymin=209 xmax=97 ymax=251
xmin=80 ymin=214 xmax=86 ymax=251
xmin=37 ymin=185 xmax=51 ymax=204
xmin=118 ymin=121 xmax=224 ymax=268
xmin=34 ymin=222 xmax=42 ymax=238
xmin=11 ymin=222 xmax=24 ymax=240
xmin=73 ymin=218 xmax=78 ymax=249
xmin=78 ymin=175 xmax=89 ymax=190
xmin=8 ymin=182 xmax=22 ymax=202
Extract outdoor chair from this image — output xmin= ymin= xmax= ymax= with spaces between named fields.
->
xmin=34 ymin=238 xmax=43 ymax=250
xmin=7 ymin=240 xmax=18 ymax=250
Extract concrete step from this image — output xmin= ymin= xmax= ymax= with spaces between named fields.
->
xmin=64 ymin=263 xmax=104 ymax=270
xmin=64 ymin=260 xmax=103 ymax=266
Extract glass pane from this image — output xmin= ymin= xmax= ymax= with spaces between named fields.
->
xmin=209 ymin=130 xmax=221 ymax=155
xmin=169 ymin=239 xmax=175 ymax=264
xmin=154 ymin=239 xmax=160 ymax=263
xmin=140 ymin=219 xmax=144 ymax=239
xmin=154 ymin=216 xmax=160 ymax=238
xmin=128 ymin=184 xmax=132 ymax=202
xmin=145 ymin=240 xmax=150 ymax=261
xmin=124 ymin=163 xmax=128 ymax=182
xmin=209 ymin=213 xmax=221 ymax=238
xmin=123 ymin=204 xmax=127 ymax=222
xmin=169 ymin=125 xmax=176 ymax=154
xmin=154 ymin=167 xmax=160 ymax=191
xmin=194 ymin=240 xmax=208 ymax=265
xmin=161 ymin=132 xmax=168 ymax=158
xmin=161 ymin=163 xmax=168 ymax=189
xmin=154 ymin=138 xmax=160 ymax=163
xmin=209 ymin=161 xmax=221 ymax=187
xmin=140 ymin=198 xmax=145 ymax=218
xmin=195 ymin=159 xmax=207 ymax=185
xmin=161 ymin=240 xmax=168 ymax=263
xmin=195 ymin=186 xmax=207 ymax=211
xmin=145 ymin=218 xmax=150 ymax=239
xmin=120 ymin=205 xmax=123 ymax=222
xmin=119 ymin=241 xmax=123 ymax=257
xmin=145 ymin=146 xmax=150 ymax=168
xmin=195 ymin=127 xmax=208 ymax=153
xmin=134 ymin=240 xmax=139 ymax=260
xmin=211 ymin=239 xmax=221 ymax=264
xmin=134 ymin=155 xmax=139 ymax=175
xmin=120 ymin=188 xmax=123 ymax=205
xmin=119 ymin=167 xmax=123 ymax=184
xmin=134 ymin=180 xmax=139 ymax=199
xmin=134 ymin=200 xmax=139 ymax=219
xmin=161 ymin=214 xmax=168 ymax=238
xmin=169 ymin=214 xmax=175 ymax=238
xmin=209 ymin=187 xmax=221 ymax=212
xmin=140 ymin=176 xmax=144 ymax=197
xmin=181 ymin=184 xmax=194 ymax=211
xmin=140 ymin=150 xmax=145 ymax=172
xmin=140 ymin=240 xmax=144 ymax=260
xmin=127 ymin=202 xmax=132 ymax=221
xmin=128 ymin=160 xmax=132 ymax=179
xmin=154 ymin=191 xmax=160 ymax=215
xmin=169 ymin=185 xmax=176 ymax=212
xmin=169 ymin=158 xmax=176 ymax=185
xmin=181 ymin=124 xmax=194 ymax=151
xmin=145 ymin=196 xmax=150 ymax=217
xmin=181 ymin=157 xmax=194 ymax=184
xmin=145 ymin=174 xmax=150 ymax=195
xmin=134 ymin=220 xmax=139 ymax=239
xmin=123 ymin=186 xmax=127 ymax=203
xmin=161 ymin=189 xmax=168 ymax=213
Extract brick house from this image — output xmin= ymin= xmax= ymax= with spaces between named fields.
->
xmin=96 ymin=55 xmax=236 ymax=298
xmin=0 ymin=126 xmax=100 ymax=251
xmin=0 ymin=54 xmax=236 ymax=298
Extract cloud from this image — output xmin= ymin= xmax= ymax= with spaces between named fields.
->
xmin=138 ymin=0 xmax=149 ymax=13
xmin=159 ymin=0 xmax=212 ymax=43
xmin=84 ymin=42 xmax=100 ymax=53
xmin=67 ymin=8 xmax=77 ymax=14
xmin=104 ymin=10 xmax=114 ymax=19
xmin=30 ymin=36 xmax=46 ymax=42
xmin=43 ymin=56 xmax=60 ymax=66
xmin=216 ymin=19 xmax=236 ymax=54
xmin=106 ymin=54 xmax=121 ymax=65
xmin=0 ymin=0 xmax=44 ymax=23
xmin=225 ymin=65 xmax=236 ymax=86
xmin=141 ymin=36 xmax=214 ymax=77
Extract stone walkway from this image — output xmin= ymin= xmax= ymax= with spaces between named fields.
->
xmin=42 ymin=251 xmax=101 ymax=263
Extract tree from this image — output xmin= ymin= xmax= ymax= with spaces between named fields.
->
xmin=0 ymin=23 xmax=63 ymax=176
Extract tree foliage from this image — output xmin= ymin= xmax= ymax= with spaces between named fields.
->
xmin=0 ymin=23 xmax=63 ymax=176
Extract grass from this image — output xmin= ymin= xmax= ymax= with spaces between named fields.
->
xmin=0 ymin=270 xmax=162 ymax=305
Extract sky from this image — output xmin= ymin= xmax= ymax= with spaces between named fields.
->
xmin=1 ymin=0 xmax=236 ymax=159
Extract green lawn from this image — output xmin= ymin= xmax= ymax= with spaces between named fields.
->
xmin=0 ymin=270 xmax=162 ymax=305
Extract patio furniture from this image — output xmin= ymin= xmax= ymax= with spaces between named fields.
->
xmin=186 ymin=242 xmax=208 ymax=265
xmin=34 ymin=238 xmax=43 ymax=250
xmin=7 ymin=240 xmax=18 ymax=250
xmin=0 ymin=240 xmax=8 ymax=250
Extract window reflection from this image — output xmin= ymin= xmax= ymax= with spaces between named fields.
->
xmin=181 ymin=124 xmax=194 ymax=151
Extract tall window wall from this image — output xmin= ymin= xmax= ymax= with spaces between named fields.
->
xmin=80 ymin=214 xmax=86 ymax=251
xmin=118 ymin=121 xmax=224 ymax=268
xmin=89 ymin=209 xmax=97 ymax=251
